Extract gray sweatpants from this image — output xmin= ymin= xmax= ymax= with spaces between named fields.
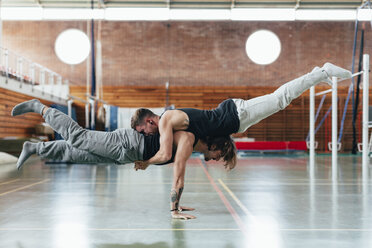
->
xmin=233 ymin=68 xmax=328 ymax=133
xmin=37 ymin=140 xmax=117 ymax=163
xmin=41 ymin=108 xmax=145 ymax=164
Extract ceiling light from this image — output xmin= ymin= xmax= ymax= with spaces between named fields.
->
xmin=231 ymin=8 xmax=295 ymax=21
xmin=170 ymin=9 xmax=230 ymax=20
xmin=295 ymin=9 xmax=356 ymax=21
xmin=55 ymin=29 xmax=91 ymax=65
xmin=104 ymin=8 xmax=169 ymax=21
xmin=1 ymin=7 xmax=42 ymax=20
xmin=246 ymin=30 xmax=281 ymax=65
xmin=0 ymin=7 xmax=370 ymax=21
xmin=357 ymin=9 xmax=372 ymax=21
xmin=43 ymin=8 xmax=104 ymax=20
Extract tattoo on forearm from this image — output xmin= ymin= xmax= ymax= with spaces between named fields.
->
xmin=178 ymin=187 xmax=184 ymax=201
xmin=171 ymin=190 xmax=178 ymax=203
xmin=170 ymin=187 xmax=184 ymax=210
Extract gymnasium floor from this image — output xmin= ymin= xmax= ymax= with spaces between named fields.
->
xmin=0 ymin=153 xmax=371 ymax=248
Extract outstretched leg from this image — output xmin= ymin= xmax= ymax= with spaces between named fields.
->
xmin=12 ymin=100 xmax=142 ymax=162
xmin=17 ymin=140 xmax=117 ymax=170
xmin=234 ymin=63 xmax=352 ymax=133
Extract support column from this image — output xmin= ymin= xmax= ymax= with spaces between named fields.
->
xmin=362 ymin=54 xmax=369 ymax=180
xmin=332 ymin=76 xmax=338 ymax=181
xmin=309 ymin=86 xmax=315 ymax=175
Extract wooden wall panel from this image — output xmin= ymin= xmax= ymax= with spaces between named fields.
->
xmin=0 ymin=84 xmax=362 ymax=153
xmin=0 ymin=84 xmax=364 ymax=153
xmin=70 ymin=85 xmax=364 ymax=152
xmin=0 ymin=88 xmax=53 ymax=138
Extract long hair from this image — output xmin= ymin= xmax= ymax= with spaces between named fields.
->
xmin=202 ymin=135 xmax=237 ymax=170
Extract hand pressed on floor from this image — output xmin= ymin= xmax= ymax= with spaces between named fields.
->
xmin=171 ymin=212 xmax=196 ymax=220
xmin=134 ymin=161 xmax=150 ymax=171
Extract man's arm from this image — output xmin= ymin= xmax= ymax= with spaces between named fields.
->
xmin=134 ymin=118 xmax=173 ymax=169
xmin=146 ymin=114 xmax=174 ymax=164
xmin=170 ymin=131 xmax=196 ymax=220
xmin=136 ymin=111 xmax=187 ymax=168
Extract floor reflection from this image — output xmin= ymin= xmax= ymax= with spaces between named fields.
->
xmin=171 ymin=220 xmax=187 ymax=248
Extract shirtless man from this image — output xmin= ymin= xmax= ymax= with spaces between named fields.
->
xmin=132 ymin=63 xmax=352 ymax=169
xmin=12 ymin=99 xmax=236 ymax=219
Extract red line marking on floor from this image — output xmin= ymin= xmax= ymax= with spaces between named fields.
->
xmin=197 ymin=159 xmax=248 ymax=235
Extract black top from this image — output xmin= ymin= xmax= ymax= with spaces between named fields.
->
xmin=142 ymin=132 xmax=199 ymax=165
xmin=143 ymin=133 xmax=163 ymax=161
xmin=178 ymin=99 xmax=240 ymax=139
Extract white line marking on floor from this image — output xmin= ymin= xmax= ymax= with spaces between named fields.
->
xmin=0 ymin=179 xmax=50 ymax=197
xmin=218 ymin=179 xmax=257 ymax=223
xmin=0 ymin=228 xmax=240 ymax=231
xmin=0 ymin=179 xmax=20 ymax=185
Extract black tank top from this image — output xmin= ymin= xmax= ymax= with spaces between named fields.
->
xmin=179 ymin=99 xmax=239 ymax=139
xmin=143 ymin=133 xmax=163 ymax=161
xmin=142 ymin=133 xmax=199 ymax=165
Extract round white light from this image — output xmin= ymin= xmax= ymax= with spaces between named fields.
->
xmin=245 ymin=30 xmax=281 ymax=65
xmin=55 ymin=29 xmax=90 ymax=65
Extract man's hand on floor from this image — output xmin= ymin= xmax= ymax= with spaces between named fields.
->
xmin=134 ymin=161 xmax=150 ymax=171
xmin=171 ymin=212 xmax=196 ymax=220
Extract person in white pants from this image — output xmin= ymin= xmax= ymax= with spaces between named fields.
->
xmin=131 ymin=62 xmax=352 ymax=169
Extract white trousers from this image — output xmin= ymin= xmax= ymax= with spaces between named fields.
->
xmin=233 ymin=68 xmax=328 ymax=133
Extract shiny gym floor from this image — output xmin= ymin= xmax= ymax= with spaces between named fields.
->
xmin=0 ymin=154 xmax=371 ymax=248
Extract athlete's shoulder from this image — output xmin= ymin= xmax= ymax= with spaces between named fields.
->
xmin=161 ymin=109 xmax=186 ymax=119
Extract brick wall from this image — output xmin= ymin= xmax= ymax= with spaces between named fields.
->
xmin=3 ymin=21 xmax=370 ymax=87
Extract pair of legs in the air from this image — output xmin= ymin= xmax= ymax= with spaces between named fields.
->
xmin=232 ymin=63 xmax=351 ymax=133
xmin=12 ymin=101 xmax=130 ymax=169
